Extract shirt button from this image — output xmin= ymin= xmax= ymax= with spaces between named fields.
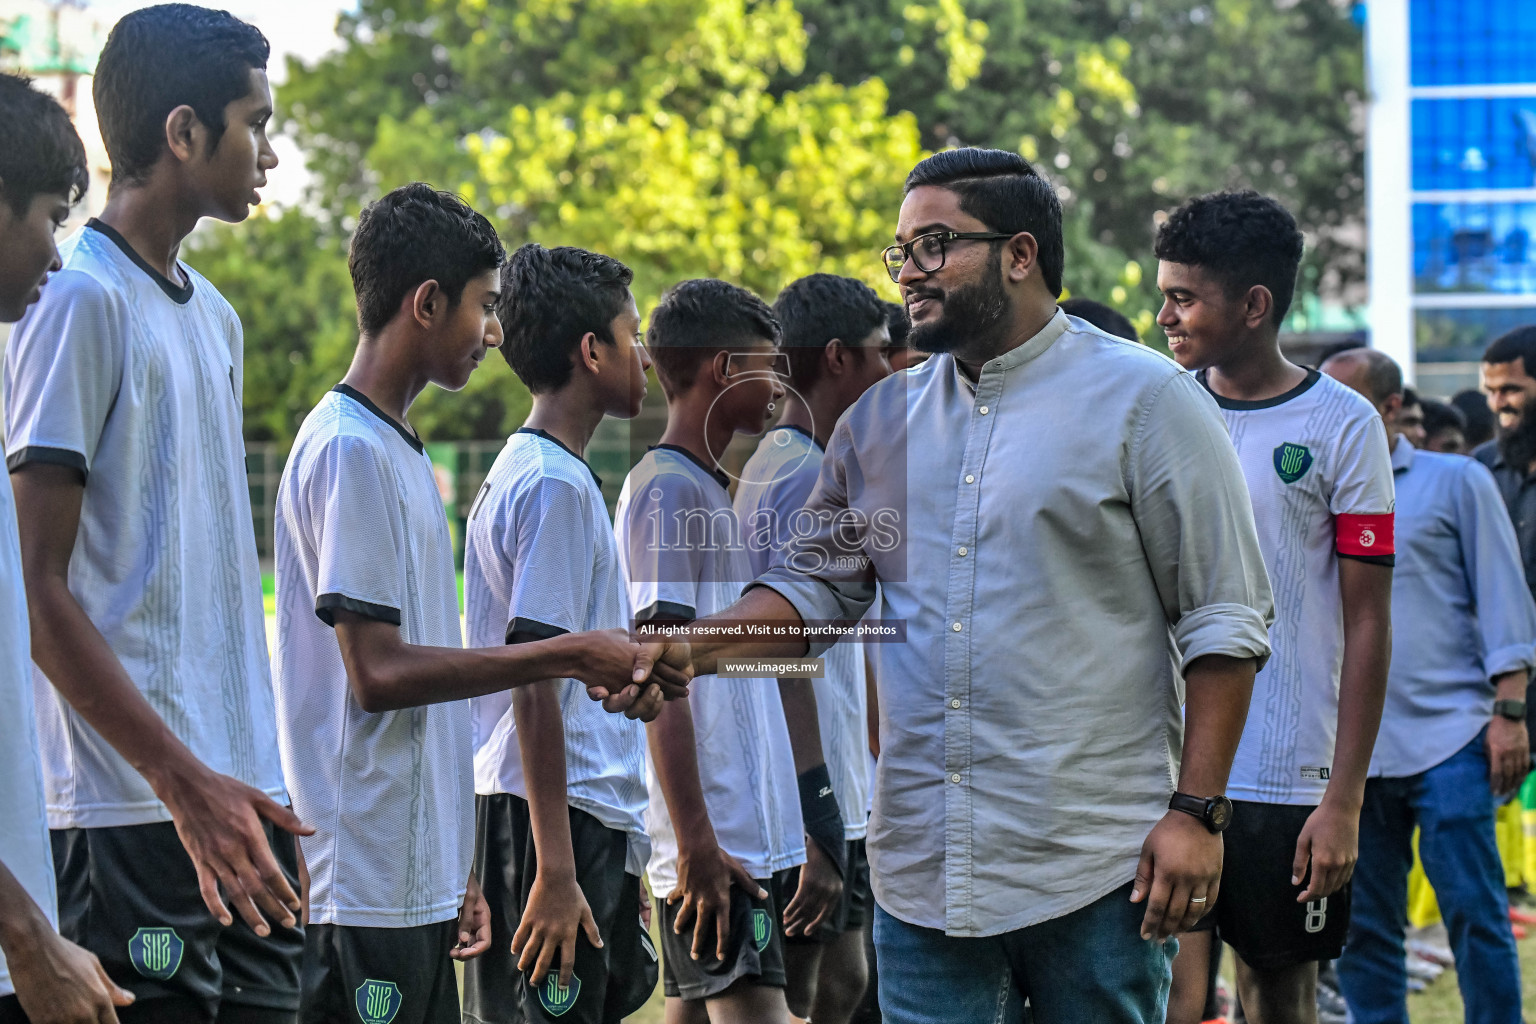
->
xmin=957 ymin=546 xmax=968 ymax=556
xmin=950 ymin=698 xmax=962 ymax=709
xmin=951 ymin=773 xmax=962 ymax=783
xmin=952 ymin=622 xmax=963 ymax=632
xmin=979 ymin=405 xmax=990 ymax=415
xmin=965 ymin=474 xmax=976 ymax=484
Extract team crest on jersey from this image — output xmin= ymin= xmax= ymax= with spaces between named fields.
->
xmin=128 ymin=927 xmax=184 ymax=980
xmin=1273 ymin=443 xmax=1313 ymax=484
xmin=751 ymin=908 xmax=771 ymax=952
xmin=354 ymin=979 xmax=403 ymax=1024
xmin=535 ymin=973 xmax=581 ymax=1017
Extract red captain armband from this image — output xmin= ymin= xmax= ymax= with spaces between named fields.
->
xmin=1336 ymin=513 xmax=1394 ymax=557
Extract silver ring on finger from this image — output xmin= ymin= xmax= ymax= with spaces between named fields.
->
xmin=1188 ymin=896 xmax=1208 ymax=904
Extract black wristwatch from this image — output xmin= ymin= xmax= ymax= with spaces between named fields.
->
xmin=1169 ymin=792 xmax=1233 ymax=834
xmin=1494 ymin=698 xmax=1528 ymax=722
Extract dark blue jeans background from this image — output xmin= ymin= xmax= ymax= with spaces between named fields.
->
xmin=1337 ymin=730 xmax=1522 ymax=1024
xmin=873 ymin=882 xmax=1174 ymax=1024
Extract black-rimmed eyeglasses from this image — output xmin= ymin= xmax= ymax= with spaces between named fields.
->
xmin=882 ymin=231 xmax=1016 ymax=282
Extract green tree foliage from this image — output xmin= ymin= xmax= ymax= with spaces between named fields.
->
xmin=785 ymin=0 xmax=1365 ymax=336
xmin=192 ymin=0 xmax=1364 ymax=444
xmin=199 ymin=0 xmax=923 ymax=445
xmin=191 ymin=209 xmax=356 ymax=443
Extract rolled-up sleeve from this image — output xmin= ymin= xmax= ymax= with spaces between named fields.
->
xmin=1458 ymin=459 xmax=1536 ymax=679
xmin=752 ymin=419 xmax=877 ymax=656
xmin=1129 ymin=372 xmax=1275 ymax=671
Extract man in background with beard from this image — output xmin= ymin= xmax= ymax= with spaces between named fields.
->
xmin=665 ymin=147 xmax=1276 ymax=1024
xmin=1474 ymin=325 xmax=1536 ymax=751
xmin=1475 ymin=327 xmax=1536 ymax=608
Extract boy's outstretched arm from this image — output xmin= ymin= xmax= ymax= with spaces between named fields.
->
xmin=331 ymin=614 xmax=686 ymax=713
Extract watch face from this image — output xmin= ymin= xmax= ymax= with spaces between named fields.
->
xmin=1208 ymin=797 xmax=1233 ymax=833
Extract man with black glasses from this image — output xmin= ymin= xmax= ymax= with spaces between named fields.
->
xmin=669 ymin=148 xmax=1274 ymax=1024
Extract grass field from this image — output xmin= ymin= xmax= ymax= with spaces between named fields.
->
xmin=1400 ymin=929 xmax=1536 ymax=1023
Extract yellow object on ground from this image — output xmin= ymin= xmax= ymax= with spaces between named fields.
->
xmin=1498 ymin=797 xmax=1525 ymax=889
xmin=1408 ymin=828 xmax=1441 ymax=929
xmin=1523 ymin=774 xmax=1536 ymax=885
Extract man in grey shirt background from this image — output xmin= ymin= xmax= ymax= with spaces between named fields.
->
xmin=676 ymin=148 xmax=1275 ymax=1024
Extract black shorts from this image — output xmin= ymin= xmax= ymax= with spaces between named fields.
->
xmin=660 ymin=867 xmax=795 ymax=1001
xmin=1189 ymin=800 xmax=1351 ymax=971
xmin=300 ymin=920 xmax=459 ymax=1024
xmin=462 ymin=794 xmax=658 ymax=1024
xmin=50 ymin=819 xmax=304 ymax=1018
xmin=783 ymin=838 xmax=872 ymax=943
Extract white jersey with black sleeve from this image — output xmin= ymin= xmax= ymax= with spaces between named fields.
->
xmin=3 ymin=219 xmax=284 ymax=829
xmin=736 ymin=424 xmax=870 ymax=841
xmin=614 ymin=445 xmax=804 ymax=896
xmin=273 ymin=386 xmax=472 ymax=927
xmin=464 ymin=428 xmax=651 ymax=875
xmin=1201 ymin=369 xmax=1396 ymax=805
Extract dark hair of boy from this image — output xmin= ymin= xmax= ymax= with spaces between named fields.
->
xmin=498 ymin=243 xmax=635 ymax=393
xmin=93 ymin=4 xmax=270 ymax=186
xmin=0 ymin=74 xmax=89 ymax=216
xmin=773 ymin=274 xmax=888 ymax=393
xmin=647 ymin=278 xmax=779 ymax=397
xmin=904 ymin=148 xmax=1064 ymax=298
xmin=1421 ymin=398 xmax=1466 ymax=439
xmin=1154 ymin=190 xmax=1303 ymax=326
xmin=885 ymin=301 xmax=911 ymax=347
xmin=1451 ymin=389 xmax=1496 ymax=448
xmin=1060 ymin=296 xmax=1139 ymax=343
xmin=1402 ymin=386 xmax=1420 ymax=410
xmin=348 ymin=183 xmax=506 ymax=336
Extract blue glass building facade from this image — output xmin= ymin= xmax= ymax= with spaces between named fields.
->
xmin=1407 ymin=0 xmax=1536 ymax=367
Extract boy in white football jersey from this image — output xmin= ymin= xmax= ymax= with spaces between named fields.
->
xmin=0 ymin=73 xmax=136 ymax=1024
xmin=5 ymin=10 xmax=310 ymax=1020
xmin=1157 ymin=191 xmax=1394 ymax=1024
xmin=615 ymin=279 xmax=804 ymax=1024
xmin=274 ymin=187 xmax=683 ymax=1024
xmin=460 ymin=244 xmax=661 ymax=1024
xmin=735 ymin=274 xmax=892 ymax=1024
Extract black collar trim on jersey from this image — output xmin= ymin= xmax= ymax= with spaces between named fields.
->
xmin=86 ymin=218 xmax=194 ymax=305
xmin=516 ymin=427 xmax=602 ymax=488
xmin=1197 ymin=367 xmax=1321 ymax=410
xmin=332 ymin=384 xmax=425 ymax=454
xmin=651 ymin=443 xmax=730 ymax=490
xmin=770 ymin=423 xmax=824 ymax=452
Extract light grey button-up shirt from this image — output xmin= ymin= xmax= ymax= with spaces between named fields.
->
xmin=755 ymin=310 xmax=1274 ymax=937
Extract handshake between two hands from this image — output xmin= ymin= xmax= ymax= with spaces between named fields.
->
xmin=578 ymin=630 xmax=694 ymax=721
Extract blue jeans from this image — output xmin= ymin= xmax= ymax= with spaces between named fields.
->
xmin=1336 ymin=731 xmax=1522 ymax=1024
xmin=873 ymin=882 xmax=1175 ymax=1024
